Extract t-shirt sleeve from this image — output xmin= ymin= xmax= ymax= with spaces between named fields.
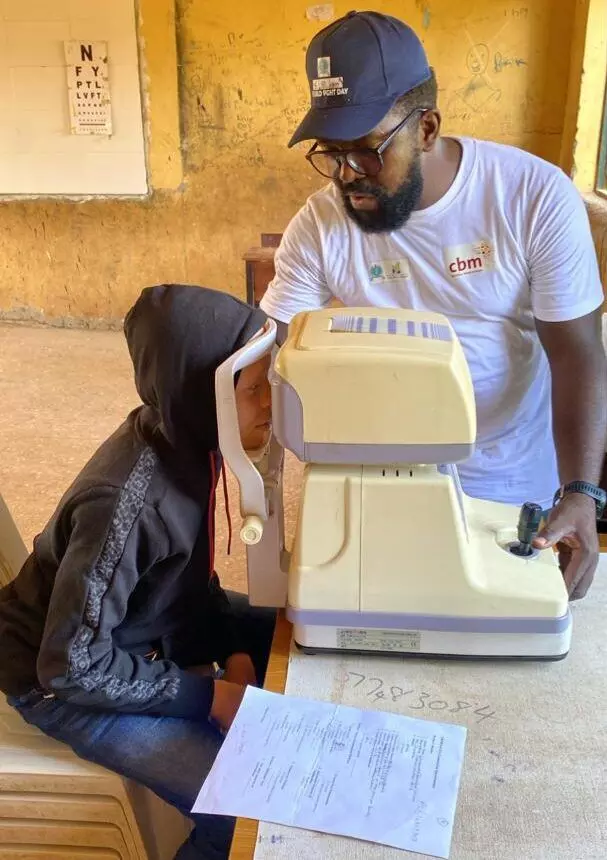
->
xmin=259 ymin=203 xmax=334 ymax=323
xmin=527 ymin=169 xmax=603 ymax=323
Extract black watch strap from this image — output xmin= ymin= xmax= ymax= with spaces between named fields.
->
xmin=553 ymin=481 xmax=607 ymax=519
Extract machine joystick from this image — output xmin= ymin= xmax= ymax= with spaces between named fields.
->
xmin=509 ymin=502 xmax=543 ymax=557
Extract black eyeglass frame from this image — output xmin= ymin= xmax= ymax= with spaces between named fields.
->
xmin=305 ymin=106 xmax=430 ymax=179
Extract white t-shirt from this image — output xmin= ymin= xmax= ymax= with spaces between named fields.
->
xmin=261 ymin=137 xmax=603 ymax=508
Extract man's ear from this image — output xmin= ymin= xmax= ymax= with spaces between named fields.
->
xmin=419 ymin=110 xmax=441 ymax=152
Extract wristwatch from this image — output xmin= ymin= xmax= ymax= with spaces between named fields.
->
xmin=553 ymin=481 xmax=607 ymax=519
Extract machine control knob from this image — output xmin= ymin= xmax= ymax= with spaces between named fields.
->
xmin=509 ymin=502 xmax=543 ymax=557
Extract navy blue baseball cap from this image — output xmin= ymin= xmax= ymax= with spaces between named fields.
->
xmin=289 ymin=10 xmax=431 ymax=147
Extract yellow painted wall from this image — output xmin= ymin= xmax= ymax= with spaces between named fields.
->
xmin=0 ymin=0 xmax=582 ymax=323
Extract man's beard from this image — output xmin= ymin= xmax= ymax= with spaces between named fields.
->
xmin=337 ymin=155 xmax=424 ymax=233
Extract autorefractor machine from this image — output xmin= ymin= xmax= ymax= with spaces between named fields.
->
xmin=215 ymin=307 xmax=571 ymax=661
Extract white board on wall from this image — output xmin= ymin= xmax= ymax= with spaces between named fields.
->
xmin=0 ymin=0 xmax=147 ymax=196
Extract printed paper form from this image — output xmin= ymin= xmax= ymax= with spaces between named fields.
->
xmin=193 ymin=686 xmax=467 ymax=859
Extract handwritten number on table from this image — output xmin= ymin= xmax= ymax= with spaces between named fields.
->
xmin=473 ymin=705 xmax=496 ymax=723
xmin=348 ymin=672 xmax=366 ymax=688
xmin=409 ymin=692 xmax=431 ymax=710
xmin=367 ymin=678 xmax=384 ymax=697
xmin=346 ymin=672 xmax=496 ymax=724
xmin=450 ymin=701 xmax=472 ymax=714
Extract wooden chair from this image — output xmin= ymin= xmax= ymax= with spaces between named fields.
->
xmin=243 ymin=233 xmax=281 ymax=306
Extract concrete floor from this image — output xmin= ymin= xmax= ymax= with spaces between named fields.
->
xmin=0 ymin=323 xmax=302 ymax=593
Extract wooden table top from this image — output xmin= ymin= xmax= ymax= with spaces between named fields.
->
xmin=229 ymin=610 xmax=292 ymax=860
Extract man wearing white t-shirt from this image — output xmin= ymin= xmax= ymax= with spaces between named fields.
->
xmin=261 ymin=11 xmax=607 ymax=600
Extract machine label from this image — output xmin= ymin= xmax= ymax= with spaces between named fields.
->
xmin=337 ymin=628 xmax=422 ymax=652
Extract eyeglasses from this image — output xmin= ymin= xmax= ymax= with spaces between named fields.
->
xmin=305 ymin=107 xmax=429 ymax=180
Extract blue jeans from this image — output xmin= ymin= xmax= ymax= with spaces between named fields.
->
xmin=7 ymin=592 xmax=276 ymax=860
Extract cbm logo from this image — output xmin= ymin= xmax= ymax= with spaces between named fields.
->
xmin=450 ymin=255 xmax=482 ymax=274
xmin=445 ymin=241 xmax=495 ymax=277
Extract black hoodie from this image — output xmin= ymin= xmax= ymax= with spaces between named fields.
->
xmin=0 ymin=285 xmax=267 ymax=719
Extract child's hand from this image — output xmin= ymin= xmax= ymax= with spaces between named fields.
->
xmin=224 ymin=653 xmax=257 ymax=686
xmin=185 ymin=664 xmax=214 ymax=677
xmin=209 ymin=679 xmax=246 ymax=733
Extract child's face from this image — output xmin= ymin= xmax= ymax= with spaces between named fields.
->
xmin=235 ymin=354 xmax=272 ymax=452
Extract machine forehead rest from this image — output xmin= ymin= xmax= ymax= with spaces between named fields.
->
xmin=329 ymin=313 xmax=451 ymax=340
xmin=271 ymin=308 xmax=477 ymax=466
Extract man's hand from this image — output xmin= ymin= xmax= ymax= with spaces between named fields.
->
xmin=533 ymin=493 xmax=599 ymax=600
xmin=224 ymin=653 xmax=257 ymax=686
xmin=209 ymin=679 xmax=246 ymax=734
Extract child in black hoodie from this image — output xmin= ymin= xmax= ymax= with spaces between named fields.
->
xmin=0 ymin=285 xmax=276 ymax=859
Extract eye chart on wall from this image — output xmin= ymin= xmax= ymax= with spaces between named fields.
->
xmin=64 ymin=41 xmax=112 ymax=135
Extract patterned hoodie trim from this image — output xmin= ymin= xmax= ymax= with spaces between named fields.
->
xmin=67 ymin=447 xmax=179 ymax=703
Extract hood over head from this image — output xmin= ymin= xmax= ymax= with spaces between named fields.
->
xmin=124 ymin=284 xmax=267 ymax=455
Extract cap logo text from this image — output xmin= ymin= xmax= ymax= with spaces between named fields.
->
xmin=312 ymin=76 xmax=347 ymax=98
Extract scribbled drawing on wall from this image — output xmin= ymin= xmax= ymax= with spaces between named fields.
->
xmin=305 ymin=4 xmax=334 ymax=22
xmin=455 ymin=43 xmax=502 ymax=113
xmin=493 ymin=52 xmax=527 ymax=73
xmin=415 ymin=0 xmax=432 ymax=30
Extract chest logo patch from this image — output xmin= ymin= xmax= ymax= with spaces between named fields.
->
xmin=444 ymin=240 xmax=496 ymax=277
xmin=368 ymin=258 xmax=411 ymax=283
